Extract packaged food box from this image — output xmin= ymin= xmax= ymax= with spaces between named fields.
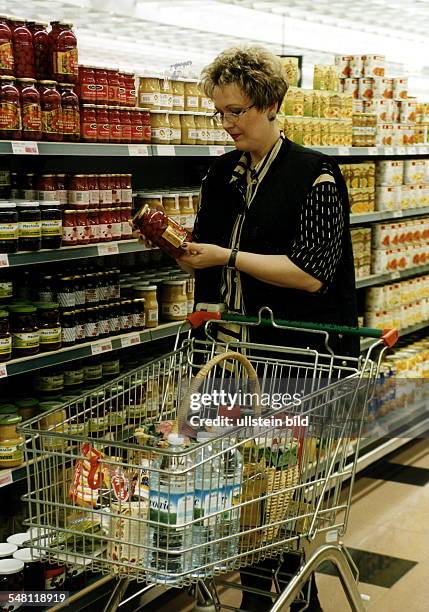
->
xmin=376 ymin=160 xmax=404 ymax=186
xmin=375 ymin=185 xmax=401 ymax=211
xmin=404 ymin=159 xmax=426 ymax=184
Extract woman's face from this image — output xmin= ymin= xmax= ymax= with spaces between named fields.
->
xmin=212 ymin=83 xmax=275 ymax=153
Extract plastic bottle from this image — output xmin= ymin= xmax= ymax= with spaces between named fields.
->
xmin=218 ymin=440 xmax=243 ymax=567
xmin=147 ymin=433 xmax=194 ymax=583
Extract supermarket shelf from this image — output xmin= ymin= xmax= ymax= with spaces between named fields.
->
xmin=356 ymin=263 xmax=429 ymax=289
xmin=360 ymin=319 xmax=429 ymax=351
xmin=310 ymin=145 xmax=429 ymax=156
xmin=2 ymin=321 xmax=188 ymax=378
xmin=350 ymin=206 xmax=429 ymax=226
xmin=5 ymin=240 xmax=150 ymax=267
xmin=152 ymin=144 xmax=235 ymax=156
xmin=0 ymin=453 xmax=44 ymax=488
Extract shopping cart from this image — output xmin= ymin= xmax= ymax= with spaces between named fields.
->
xmin=20 ymin=308 xmax=397 ymax=612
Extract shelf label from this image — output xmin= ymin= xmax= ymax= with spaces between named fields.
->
xmin=0 ymin=254 xmax=9 ymax=268
xmin=91 ymin=339 xmax=113 ymax=355
xmin=128 ymin=144 xmax=149 ymax=156
xmin=97 ymin=243 xmax=119 ymax=257
xmin=121 ymin=333 xmax=141 ymax=348
xmin=0 ymin=470 xmax=12 ymax=488
xmin=209 ymin=146 xmax=225 ymax=156
xmin=391 ymin=271 xmax=401 ymax=280
xmin=420 ymin=146 xmax=429 ymax=154
xmin=396 ymin=146 xmax=406 ymax=155
xmin=384 ymin=146 xmax=394 ymax=155
xmin=11 ymin=141 xmax=39 ymax=155
xmin=367 ymin=147 xmax=378 ymax=155
xmin=338 ymin=147 xmax=349 ymax=155
xmin=0 ymin=364 xmax=7 ymax=378
xmin=393 ymin=210 xmax=403 ymax=218
xmin=408 ymin=146 xmax=417 ymax=155
xmin=157 ymin=145 xmax=175 ymax=156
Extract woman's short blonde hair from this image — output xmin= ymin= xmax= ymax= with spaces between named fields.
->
xmin=200 ymin=46 xmax=288 ymax=111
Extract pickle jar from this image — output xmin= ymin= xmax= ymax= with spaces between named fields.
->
xmin=81 ymin=104 xmax=97 ymax=143
xmin=17 ymin=201 xmax=41 ymax=251
xmin=51 ymin=22 xmax=78 ymax=84
xmin=0 ymin=309 xmax=11 ymax=362
xmin=59 ymin=83 xmax=80 ymax=141
xmin=37 ymin=302 xmax=61 ymax=352
xmin=27 ymin=21 xmax=50 ymax=80
xmin=0 ymin=17 xmax=14 ymax=76
xmin=10 ymin=305 xmax=39 ymax=357
xmin=39 ymin=80 xmax=62 ymax=142
xmin=17 ymin=78 xmax=42 ymax=140
xmin=0 ymin=76 xmax=21 ymax=139
xmin=10 ymin=19 xmax=35 ymax=78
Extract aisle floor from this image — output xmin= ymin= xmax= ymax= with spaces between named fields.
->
xmin=147 ymin=438 xmax=429 ymax=612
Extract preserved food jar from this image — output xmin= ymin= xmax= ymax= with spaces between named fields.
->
xmin=62 ymin=209 xmax=77 ymax=246
xmin=124 ymin=72 xmax=136 ymax=107
xmin=59 ymin=83 xmax=80 ymax=141
xmin=98 ymin=174 xmax=112 ymax=207
xmin=68 ymin=174 xmax=89 ymax=209
xmin=118 ymin=72 xmax=126 ymax=106
xmin=138 ymin=75 xmax=160 ymax=110
xmin=111 ymin=174 xmax=121 ymax=206
xmin=108 ymin=303 xmax=120 ymax=335
xmin=87 ymin=175 xmax=100 ymax=207
xmin=27 ymin=21 xmax=50 ymax=80
xmin=198 ymin=87 xmax=211 ymax=113
xmin=130 ymin=108 xmax=143 ymax=143
xmin=10 ymin=305 xmax=39 ymax=357
xmin=17 ymin=201 xmax=41 ymax=251
xmin=15 ymin=398 xmax=38 ymax=421
xmin=84 ymin=307 xmax=99 ymax=339
xmin=132 ymin=298 xmax=145 ymax=330
xmin=0 ymin=559 xmax=24 ymax=596
xmin=150 ymin=111 xmax=170 ymax=144
xmin=120 ymin=174 xmax=132 ymax=206
xmin=119 ymin=300 xmax=133 ymax=331
xmin=57 ymin=276 xmax=76 ymax=309
xmin=0 ymin=416 xmax=23 ymax=468
xmin=161 ymin=280 xmax=188 ymax=320
xmin=96 ymin=68 xmax=108 ymax=104
xmin=99 ymin=208 xmax=113 ymax=242
xmin=13 ymin=548 xmax=45 ymax=592
xmin=40 ymin=201 xmax=62 ymax=249
xmin=135 ymin=285 xmax=158 ymax=328
xmin=98 ymin=305 xmax=109 ymax=337
xmin=37 ymin=174 xmax=57 ymax=201
xmin=75 ymin=209 xmax=90 ymax=245
xmin=206 ymin=116 xmax=215 ymax=145
xmin=110 ymin=207 xmax=122 ymax=241
xmin=20 ymin=172 xmax=37 ymax=200
xmin=107 ymin=69 xmax=119 ymax=105
xmin=78 ymin=66 xmax=97 ymax=103
xmin=195 ymin=114 xmax=207 ymax=145
xmin=120 ymin=108 xmax=132 ymax=143
xmin=17 ymin=78 xmax=42 ymax=140
xmin=0 ymin=17 xmax=14 ymax=76
xmin=51 ymin=22 xmax=78 ymax=84
xmin=73 ymin=309 xmax=85 ymax=343
xmin=169 ymin=113 xmax=181 ymax=144
xmin=141 ymin=110 xmax=151 ymax=142
xmin=60 ymin=310 xmax=75 ymax=345
xmin=39 ymin=80 xmax=62 ymax=141
xmin=10 ymin=19 xmax=35 ymax=78
xmin=39 ymin=401 xmax=68 ymax=450
xmin=81 ymin=104 xmax=97 ymax=142
xmin=160 ymin=77 xmax=173 ymax=110
xmin=0 ymin=202 xmax=18 ymax=254
xmin=54 ymin=174 xmax=67 ymax=208
xmin=96 ymin=106 xmax=109 ymax=143
xmin=0 ymin=76 xmax=21 ymax=139
xmin=0 ymin=310 xmax=11 ymax=362
xmin=180 ymin=113 xmax=197 ymax=145
xmin=108 ymin=106 xmax=121 ymax=143
xmin=37 ymin=302 xmax=61 ymax=351
xmin=171 ymin=79 xmax=184 ymax=111
xmin=120 ymin=207 xmax=132 ymax=239
xmin=184 ymin=81 xmax=199 ymax=111
xmin=132 ymin=205 xmax=192 ymax=259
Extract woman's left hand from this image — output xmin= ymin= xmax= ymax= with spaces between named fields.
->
xmin=178 ymin=242 xmax=230 ymax=269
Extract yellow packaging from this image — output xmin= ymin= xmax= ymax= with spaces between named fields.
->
xmin=310 ymin=118 xmax=321 ymax=146
xmin=319 ymin=91 xmax=330 ymax=118
xmin=313 ymin=65 xmax=330 ymax=90
xmin=302 ymin=117 xmax=312 ymax=145
xmin=320 ymin=119 xmax=330 ymax=146
xmin=283 ymin=116 xmax=294 ymax=140
xmin=291 ymin=117 xmax=303 ymax=145
xmin=303 ymin=90 xmax=313 ymax=116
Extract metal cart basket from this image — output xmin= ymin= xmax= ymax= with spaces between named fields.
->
xmin=20 ymin=309 xmax=397 ymax=611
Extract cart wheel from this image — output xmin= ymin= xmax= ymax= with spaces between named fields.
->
xmin=192 ymin=580 xmax=220 ymax=612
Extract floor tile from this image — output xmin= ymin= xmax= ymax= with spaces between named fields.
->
xmin=361 ymin=461 xmax=429 ymax=486
xmin=315 ymin=573 xmax=386 ymax=612
xmin=390 ymin=438 xmax=429 ymax=468
xmin=367 ymin=561 xmax=429 ymax=612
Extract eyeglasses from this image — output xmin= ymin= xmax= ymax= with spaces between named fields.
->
xmin=212 ymin=104 xmax=254 ymax=125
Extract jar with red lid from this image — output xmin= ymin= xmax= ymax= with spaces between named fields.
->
xmin=141 ymin=110 xmax=151 ymax=143
xmin=81 ymin=104 xmax=97 ymax=142
xmin=75 ymin=209 xmax=90 ymax=245
xmin=88 ymin=209 xmax=100 ymax=243
xmin=0 ymin=76 xmax=21 ymax=139
xmin=120 ymin=207 xmax=132 ymax=239
xmin=77 ymin=66 xmax=96 ymax=103
xmin=10 ymin=19 xmax=35 ymax=78
xmin=120 ymin=174 xmax=132 ymax=207
xmin=95 ymin=68 xmax=108 ymax=105
xmin=51 ymin=22 xmax=78 ymax=84
xmin=110 ymin=207 xmax=122 ymax=241
xmin=120 ymin=108 xmax=131 ymax=143
xmin=107 ymin=70 xmax=119 ymax=105
xmin=99 ymin=208 xmax=113 ymax=242
xmin=68 ymin=175 xmax=89 ymax=209
xmin=96 ymin=106 xmax=109 ymax=143
xmin=59 ymin=83 xmax=80 ymax=141
xmin=0 ymin=16 xmax=14 ymax=75
xmin=111 ymin=175 xmax=122 ymax=206
xmin=98 ymin=175 xmax=112 ymax=208
xmin=62 ymin=210 xmax=77 ymax=246
xmin=130 ymin=109 xmax=143 ymax=143
xmin=118 ymin=73 xmax=127 ymax=106
xmin=17 ymin=78 xmax=42 ymax=140
xmin=39 ymin=80 xmax=62 ymax=142
xmin=54 ymin=174 xmax=67 ymax=208
xmin=108 ymin=107 xmax=121 ymax=143
xmin=87 ymin=175 xmax=99 ymax=208
xmin=27 ymin=22 xmax=50 ymax=80
xmin=37 ymin=174 xmax=57 ymax=201
xmin=124 ymin=73 xmax=136 ymax=107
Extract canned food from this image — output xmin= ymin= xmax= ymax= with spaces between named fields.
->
xmin=335 ymin=55 xmax=351 ymax=78
xmin=375 ymin=186 xmax=401 ymax=211
xmin=343 ymin=78 xmax=359 ymax=99
xmin=359 ymin=78 xmax=374 ymax=101
xmin=363 ymin=55 xmax=385 ymax=77
xmin=393 ymin=77 xmax=408 ymax=101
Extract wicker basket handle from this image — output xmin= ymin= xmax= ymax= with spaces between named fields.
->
xmin=176 ymin=351 xmax=261 ymax=435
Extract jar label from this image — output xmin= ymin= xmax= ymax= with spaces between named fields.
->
xmin=69 ymin=190 xmax=90 ymax=205
xmin=109 ymin=316 xmax=120 ymax=333
xmin=82 ymin=121 xmax=97 ymax=139
xmin=121 ymin=220 xmax=132 ymax=236
xmin=133 ymin=312 xmax=145 ymax=328
xmin=140 ymin=92 xmax=159 ymax=106
xmin=147 ymin=309 xmax=158 ymax=323
xmin=152 ymin=127 xmax=170 ymax=141
xmin=108 ymin=85 xmax=119 ymax=102
xmin=131 ymin=124 xmax=143 ymax=141
xmin=61 ymin=326 xmax=76 ymax=344
xmin=121 ymin=188 xmax=133 ymax=204
xmin=81 ymin=83 xmax=97 ymax=101
xmin=55 ymin=189 xmax=67 ymax=205
xmin=120 ymin=315 xmax=133 ymax=330
xmin=45 ymin=566 xmax=66 ymax=591
xmin=171 ymin=128 xmax=181 ymax=141
xmin=58 ymin=291 xmax=75 ymax=308
xmin=12 ymin=331 xmax=39 ymax=349
xmin=0 ymin=102 xmax=20 ymax=130
xmin=186 ymin=96 xmax=199 ymax=109
xmin=160 ymin=93 xmax=170 ymax=108
xmin=53 ymin=48 xmax=78 ymax=76
xmin=0 ymin=443 xmax=24 ymax=463
xmin=118 ymin=87 xmax=126 ymax=102
xmin=0 ymin=281 xmax=13 ymax=299
xmin=89 ymin=189 xmax=100 ymax=205
xmin=42 ymin=108 xmax=61 ymax=134
xmin=110 ymin=124 xmax=122 ymax=140
xmin=64 ymin=369 xmax=84 ymax=385
xmin=76 ymin=224 xmax=90 ymax=242
xmin=0 ymin=222 xmax=18 ymax=240
xmin=38 ymin=190 xmax=58 ymax=202
xmin=85 ymin=365 xmax=102 ymax=379
xmin=62 ymin=108 xmax=80 ymax=134
xmin=0 ymin=336 xmax=12 ymax=355
xmin=172 ymin=94 xmax=184 ymax=108
xmin=42 ymin=219 xmax=63 ymax=236
xmin=198 ymin=129 xmax=208 ymax=142
xmin=85 ymin=288 xmax=99 ymax=303
xmin=162 ymin=219 xmax=188 ymax=248
xmin=40 ymin=327 xmax=62 ymax=344
xmin=99 ymin=319 xmax=110 ymax=335
xmin=122 ymin=125 xmax=131 ymax=141
xmin=100 ymin=223 xmax=112 ymax=240
xmin=0 ymin=42 xmax=14 ymax=71
xmin=201 ymin=97 xmax=211 ymax=110
xmin=24 ymin=189 xmax=37 ymax=200
xmin=103 ymin=361 xmax=120 ymax=375
xmin=75 ymin=289 xmax=86 ymax=305
xmin=97 ymin=122 xmax=109 ymax=140
xmin=35 ymin=373 xmax=63 ymax=391
xmin=111 ymin=222 xmax=122 ymax=239
xmin=96 ymin=84 xmax=109 ymax=102
xmin=187 ymin=300 xmax=194 ymax=314
xmin=99 ymin=189 xmax=113 ymax=204
xmin=19 ymin=220 xmax=42 ymax=238
xmin=189 ymin=129 xmax=199 ymax=140
xmin=112 ymin=189 xmax=121 ymax=205
xmin=85 ymin=321 xmax=99 ymax=338
xmin=162 ymin=302 xmax=188 ymax=317
xmin=144 ymin=126 xmax=151 ymax=141
xmin=22 ymin=102 xmax=42 ymax=132
xmin=89 ymin=223 xmax=100 ymax=241
xmin=62 ymin=226 xmax=76 ymax=243
xmin=75 ymin=322 xmax=85 ymax=341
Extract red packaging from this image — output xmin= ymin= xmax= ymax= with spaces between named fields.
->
xmin=0 ymin=76 xmax=22 ymax=140
xmin=0 ymin=17 xmax=14 ymax=75
xmin=110 ymin=207 xmax=122 ymax=240
xmin=111 ymin=174 xmax=122 ymax=206
xmin=120 ymin=108 xmax=131 ymax=143
xmin=17 ymin=78 xmax=42 ymax=140
xmin=68 ymin=174 xmax=89 ymax=209
xmin=27 ymin=21 xmax=50 ymax=80
xmin=98 ymin=174 xmax=112 ymax=208
xmin=132 ymin=205 xmax=192 ymax=259
xmin=108 ymin=107 xmax=121 ymax=143
xmin=51 ymin=22 xmax=78 ymax=84
xmin=107 ymin=69 xmax=119 ymax=105
xmin=130 ymin=109 xmax=143 ymax=143
xmin=76 ymin=209 xmax=90 ymax=244
xmin=141 ymin=110 xmax=151 ymax=143
xmin=96 ymin=105 xmax=109 ymax=143
xmin=124 ymin=73 xmax=136 ymax=107
xmin=120 ymin=207 xmax=132 ymax=239
xmin=10 ymin=19 xmax=35 ymax=78
xmin=62 ymin=209 xmax=77 ymax=245
xmin=88 ymin=209 xmax=100 ymax=243
xmin=120 ymin=174 xmax=132 ymax=206
xmin=81 ymin=104 xmax=97 ymax=142
xmin=39 ymin=80 xmax=62 ymax=142
xmin=99 ymin=208 xmax=113 ymax=242
xmin=78 ymin=66 xmax=97 ymax=103
xmin=95 ymin=68 xmax=108 ymax=105
xmin=118 ymin=73 xmax=127 ymax=106
xmin=59 ymin=83 xmax=80 ymax=141
xmin=87 ymin=174 xmax=100 ymax=208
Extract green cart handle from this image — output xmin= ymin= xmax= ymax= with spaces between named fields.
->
xmin=187 ymin=309 xmax=398 ymax=348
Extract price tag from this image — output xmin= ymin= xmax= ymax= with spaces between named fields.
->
xmin=209 ymin=146 xmax=225 ymax=156
xmin=0 ymin=254 xmax=9 ymax=268
xmin=338 ymin=147 xmax=349 ymax=155
xmin=0 ymin=364 xmax=7 ymax=378
xmin=391 ymin=271 xmax=401 ymax=280
xmin=396 ymin=146 xmax=406 ymax=155
xmin=11 ymin=141 xmax=39 ymax=155
xmin=121 ymin=333 xmax=141 ymax=348
xmin=97 ymin=243 xmax=119 ymax=256
xmin=128 ymin=144 xmax=149 ymax=156
xmin=367 ymin=147 xmax=378 ymax=155
xmin=421 ymin=146 xmax=429 ymax=154
xmin=384 ymin=146 xmax=394 ymax=155
xmin=393 ymin=210 xmax=403 ymax=218
xmin=91 ymin=340 xmax=113 ymax=355
xmin=408 ymin=146 xmax=417 ymax=155
xmin=157 ymin=145 xmax=175 ymax=156
xmin=0 ymin=470 xmax=12 ymax=488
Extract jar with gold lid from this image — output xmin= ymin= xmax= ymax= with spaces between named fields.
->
xmin=169 ymin=113 xmax=181 ymax=144
xmin=171 ymin=79 xmax=185 ymax=111
xmin=184 ymin=81 xmax=199 ymax=112
xmin=138 ymin=75 xmax=160 ymax=110
xmin=180 ymin=114 xmax=198 ymax=145
xmin=161 ymin=280 xmax=188 ymax=321
xmin=135 ymin=285 xmax=158 ymax=328
xmin=0 ymin=415 xmax=24 ymax=468
xmin=195 ymin=114 xmax=207 ymax=146
xmin=159 ymin=76 xmax=173 ymax=110
xmin=150 ymin=111 xmax=170 ymax=144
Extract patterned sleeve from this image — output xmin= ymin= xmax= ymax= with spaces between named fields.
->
xmin=286 ymin=165 xmax=344 ymax=288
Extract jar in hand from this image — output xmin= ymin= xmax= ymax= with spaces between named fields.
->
xmin=132 ymin=204 xmax=192 ymax=259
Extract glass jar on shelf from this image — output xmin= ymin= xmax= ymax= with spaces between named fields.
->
xmin=10 ymin=305 xmax=39 ymax=358
xmin=184 ymin=81 xmax=199 ymax=112
xmin=39 ymin=80 xmax=62 ymax=142
xmin=17 ymin=201 xmax=41 ymax=251
xmin=171 ymin=79 xmax=185 ymax=111
xmin=159 ymin=76 xmax=173 ymax=110
xmin=27 ymin=21 xmax=50 ymax=80
xmin=59 ymin=83 xmax=80 ymax=141
xmin=40 ymin=201 xmax=62 ymax=249
xmin=169 ymin=113 xmax=181 ymax=144
xmin=10 ymin=18 xmax=35 ymax=78
xmin=180 ymin=113 xmax=197 ymax=145
xmin=37 ymin=302 xmax=61 ymax=352
xmin=51 ymin=22 xmax=78 ymax=84
xmin=138 ymin=75 xmax=160 ymax=110
xmin=124 ymin=72 xmax=136 ymax=107
xmin=0 ymin=415 xmax=24 ymax=468
xmin=130 ymin=108 xmax=143 ymax=143
xmin=80 ymin=104 xmax=97 ymax=142
xmin=37 ymin=173 xmax=57 ymax=202
xmin=0 ymin=76 xmax=21 ymax=139
xmin=62 ymin=209 xmax=77 ymax=246
xmin=118 ymin=73 xmax=127 ymax=106
xmin=88 ymin=208 xmax=100 ymax=243
xmin=0 ymin=16 xmax=14 ymax=76
xmin=87 ymin=174 xmax=100 ymax=208
xmin=141 ymin=110 xmax=151 ymax=142
xmin=120 ymin=107 xmax=132 ymax=143
xmin=17 ymin=78 xmax=42 ymax=141
xmin=195 ymin=114 xmax=207 ymax=146
xmin=108 ymin=106 xmax=122 ymax=143
xmin=77 ymin=66 xmax=97 ymax=104
xmin=0 ymin=202 xmax=18 ymax=254
xmin=96 ymin=106 xmax=109 ymax=143
xmin=0 ymin=309 xmax=11 ymax=362
xmin=75 ymin=209 xmax=90 ymax=245
xmin=95 ymin=68 xmax=108 ymax=105
xmin=107 ymin=69 xmax=120 ymax=106
xmin=54 ymin=174 xmax=67 ymax=208
xmin=150 ymin=111 xmax=170 ymax=144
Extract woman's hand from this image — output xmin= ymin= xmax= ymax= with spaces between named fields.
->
xmin=179 ymin=242 xmax=230 ymax=269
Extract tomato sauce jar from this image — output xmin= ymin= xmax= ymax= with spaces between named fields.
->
xmin=78 ymin=66 xmax=97 ymax=103
xmin=108 ymin=107 xmax=121 ymax=143
xmin=98 ymin=174 xmax=112 ymax=207
xmin=27 ymin=21 xmax=50 ymax=80
xmin=39 ymin=80 xmax=62 ymax=142
xmin=130 ymin=109 xmax=143 ymax=143
xmin=132 ymin=205 xmax=192 ymax=259
xmin=17 ymin=78 xmax=42 ymax=140
xmin=0 ymin=16 xmax=14 ymax=76
xmin=10 ymin=18 xmax=35 ymax=78
xmin=120 ymin=207 xmax=132 ymax=239
xmin=111 ymin=174 xmax=122 ymax=206
xmin=54 ymin=174 xmax=67 ymax=208
xmin=107 ymin=69 xmax=119 ymax=105
xmin=87 ymin=174 xmax=100 ymax=208
xmin=124 ymin=72 xmax=136 ymax=107
xmin=75 ymin=209 xmax=90 ymax=245
xmin=120 ymin=108 xmax=131 ymax=143
xmin=88 ymin=209 xmax=100 ymax=243
xmin=51 ymin=22 xmax=78 ymax=84
xmin=59 ymin=83 xmax=80 ymax=141
xmin=110 ymin=207 xmax=122 ymax=241
xmin=37 ymin=174 xmax=57 ymax=202
xmin=99 ymin=208 xmax=113 ymax=242
xmin=68 ymin=174 xmax=89 ymax=209
xmin=0 ymin=76 xmax=21 ymax=139
xmin=141 ymin=110 xmax=151 ymax=143
xmin=120 ymin=174 xmax=132 ymax=206
xmin=96 ymin=106 xmax=109 ymax=142
xmin=62 ymin=209 xmax=77 ymax=246
xmin=81 ymin=104 xmax=97 ymax=142
xmin=118 ymin=72 xmax=127 ymax=106
xmin=95 ymin=68 xmax=108 ymax=105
